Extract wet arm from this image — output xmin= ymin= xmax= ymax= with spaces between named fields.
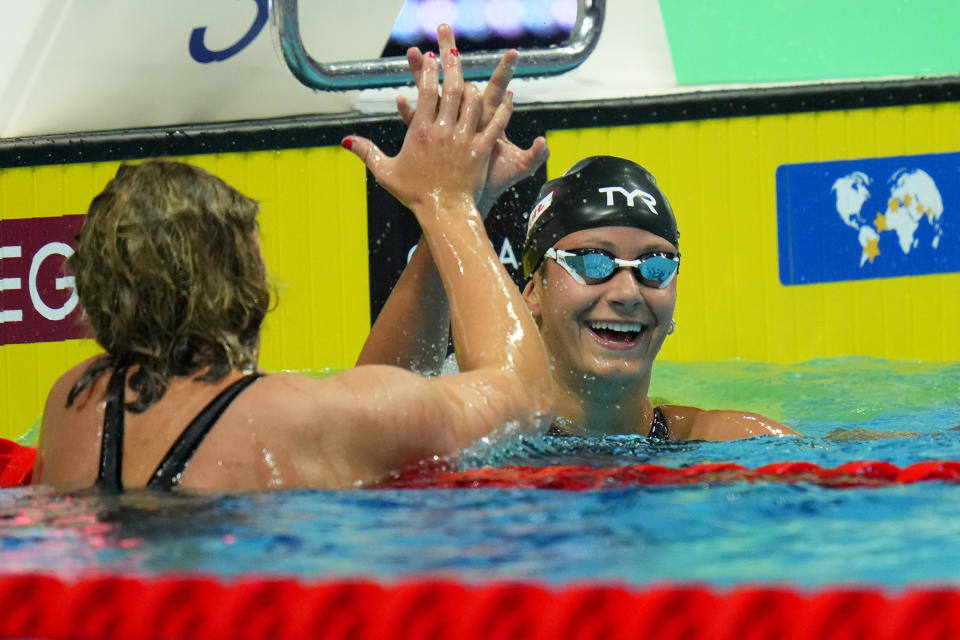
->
xmin=356 ymin=39 xmax=547 ymax=374
xmin=356 ymin=239 xmax=450 ymax=373
xmin=338 ymin=26 xmax=553 ymax=479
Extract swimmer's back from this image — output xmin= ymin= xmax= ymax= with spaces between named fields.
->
xmin=38 ymin=357 xmax=329 ymax=491
xmin=38 ymin=357 xmax=526 ymax=491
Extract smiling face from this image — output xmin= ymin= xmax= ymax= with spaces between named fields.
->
xmin=523 ymin=225 xmax=678 ymax=387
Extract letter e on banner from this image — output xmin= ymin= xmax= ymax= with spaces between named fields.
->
xmin=0 ymin=215 xmax=88 ymax=346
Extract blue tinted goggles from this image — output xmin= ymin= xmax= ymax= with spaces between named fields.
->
xmin=545 ymin=248 xmax=680 ymax=288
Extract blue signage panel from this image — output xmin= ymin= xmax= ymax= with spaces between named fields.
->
xmin=776 ymin=152 xmax=959 ymax=285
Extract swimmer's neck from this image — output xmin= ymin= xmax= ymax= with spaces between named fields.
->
xmin=553 ymin=374 xmax=653 ymax=436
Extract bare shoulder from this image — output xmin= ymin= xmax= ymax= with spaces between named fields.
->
xmin=42 ymin=355 xmax=110 ymax=429
xmin=38 ymin=355 xmax=109 ymax=487
xmin=658 ymin=404 xmax=800 ymax=441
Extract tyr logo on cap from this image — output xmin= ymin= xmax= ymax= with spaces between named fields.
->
xmin=527 ymin=189 xmax=555 ymax=234
xmin=598 ymin=186 xmax=659 ymax=215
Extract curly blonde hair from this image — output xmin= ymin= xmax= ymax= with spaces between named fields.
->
xmin=67 ymin=160 xmax=271 ymax=411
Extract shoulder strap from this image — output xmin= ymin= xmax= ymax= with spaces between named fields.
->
xmin=147 ymin=373 xmax=264 ymax=490
xmin=648 ymin=406 xmax=669 ymax=440
xmin=97 ymin=366 xmax=128 ymax=492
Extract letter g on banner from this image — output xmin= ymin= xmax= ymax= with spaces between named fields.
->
xmin=189 ymin=0 xmax=269 ymax=63
xmin=29 ymin=243 xmax=78 ymax=321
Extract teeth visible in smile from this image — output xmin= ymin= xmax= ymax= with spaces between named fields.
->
xmin=589 ymin=321 xmax=644 ymax=333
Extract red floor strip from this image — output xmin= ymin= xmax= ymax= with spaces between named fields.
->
xmin=0 ymin=575 xmax=959 ymax=640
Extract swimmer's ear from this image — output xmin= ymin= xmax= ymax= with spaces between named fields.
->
xmin=522 ymin=279 xmax=541 ymax=319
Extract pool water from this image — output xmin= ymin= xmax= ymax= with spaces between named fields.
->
xmin=2 ymin=357 xmax=960 ymax=587
xmin=650 ymin=357 xmax=960 ymax=439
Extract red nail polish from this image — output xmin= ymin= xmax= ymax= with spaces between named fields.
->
xmin=450 ymin=48 xmax=459 ymax=57
xmin=427 ymin=51 xmax=436 ymax=58
xmin=508 ymin=90 xmax=514 ymax=98
xmin=341 ymin=138 xmax=353 ymax=150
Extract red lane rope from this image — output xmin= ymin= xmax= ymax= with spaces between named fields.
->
xmin=6 ymin=437 xmax=960 ymax=489
xmin=383 ymin=460 xmax=960 ymax=489
xmin=0 ymin=575 xmax=959 ymax=640
xmin=0 ymin=439 xmax=34 ymax=488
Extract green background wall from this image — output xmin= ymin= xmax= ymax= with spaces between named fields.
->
xmin=660 ymin=0 xmax=960 ymax=84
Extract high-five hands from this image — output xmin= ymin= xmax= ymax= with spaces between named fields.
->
xmin=342 ymin=24 xmax=514 ymax=219
xmin=394 ymin=25 xmax=549 ymax=215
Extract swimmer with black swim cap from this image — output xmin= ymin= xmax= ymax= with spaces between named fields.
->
xmin=362 ymin=153 xmax=800 ymax=441
xmin=522 ymin=155 xmax=679 ymax=277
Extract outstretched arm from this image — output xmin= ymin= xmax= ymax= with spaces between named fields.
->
xmin=356 ymin=29 xmax=548 ymax=374
xmin=334 ymin=25 xmax=553 ymax=482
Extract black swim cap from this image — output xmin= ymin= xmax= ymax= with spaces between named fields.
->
xmin=522 ymin=156 xmax=679 ymax=277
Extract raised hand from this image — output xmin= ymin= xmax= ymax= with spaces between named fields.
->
xmin=352 ymin=24 xmax=538 ymax=377
xmin=342 ymin=25 xmax=512 ymax=221
xmin=396 ymin=29 xmax=549 ymax=216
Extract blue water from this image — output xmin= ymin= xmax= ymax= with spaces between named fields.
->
xmin=2 ymin=358 xmax=960 ymax=587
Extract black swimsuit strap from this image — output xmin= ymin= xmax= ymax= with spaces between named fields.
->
xmin=147 ymin=373 xmax=264 ymax=490
xmin=648 ymin=406 xmax=670 ymax=440
xmin=545 ymin=406 xmax=670 ymax=440
xmin=97 ymin=365 xmax=129 ymax=493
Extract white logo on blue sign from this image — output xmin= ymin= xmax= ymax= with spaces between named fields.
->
xmin=776 ymin=152 xmax=955 ymax=285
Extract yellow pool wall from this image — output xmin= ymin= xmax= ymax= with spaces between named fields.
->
xmin=2 ymin=100 xmax=959 ymax=440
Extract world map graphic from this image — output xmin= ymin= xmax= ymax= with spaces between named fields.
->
xmin=831 ymin=169 xmax=945 ymax=267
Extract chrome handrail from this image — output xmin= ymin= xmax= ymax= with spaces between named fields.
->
xmin=271 ymin=0 xmax=605 ymax=91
